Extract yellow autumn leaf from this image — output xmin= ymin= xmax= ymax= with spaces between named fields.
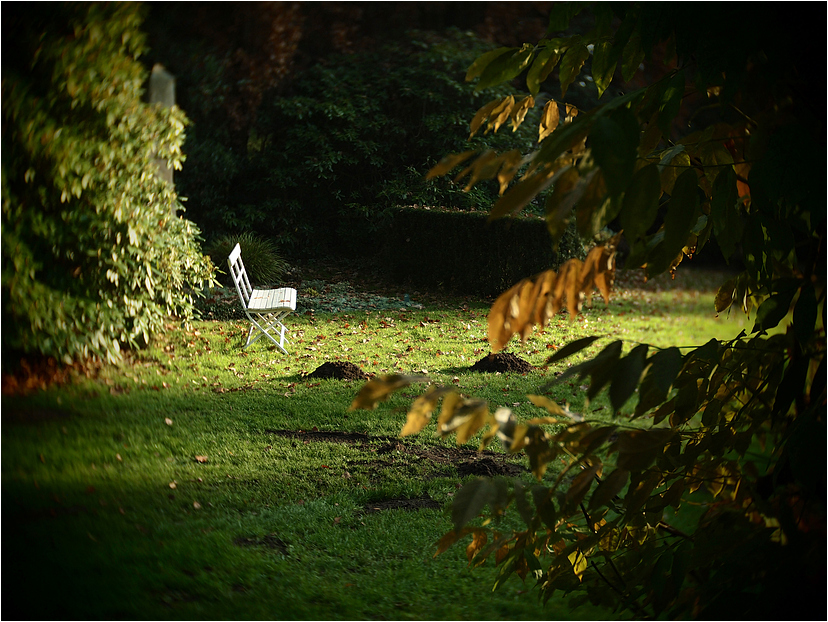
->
xmin=568 ymin=549 xmax=588 ymax=581
xmin=539 ymin=99 xmax=560 ymax=142
xmin=490 ymin=95 xmax=515 ymax=133
xmin=400 ymin=386 xmax=454 ymax=437
xmin=426 ymin=150 xmax=477 ymax=179
xmin=469 ymin=99 xmax=502 ymax=138
xmin=510 ymin=95 xmax=535 ymax=132
xmin=349 ymin=374 xmax=429 ymax=411
xmin=496 ymin=150 xmax=525 ymax=195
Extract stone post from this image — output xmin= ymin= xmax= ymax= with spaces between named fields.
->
xmin=149 ymin=64 xmax=176 ymax=187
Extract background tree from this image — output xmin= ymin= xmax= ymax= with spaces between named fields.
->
xmin=1 ymin=3 xmax=216 ymax=364
xmin=143 ymin=3 xmax=566 ymax=258
xmin=353 ymin=3 xmax=826 ymax=618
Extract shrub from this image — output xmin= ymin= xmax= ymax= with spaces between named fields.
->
xmin=1 ymin=3 xmax=216 ymax=364
xmin=204 ymin=232 xmax=289 ymax=287
xmin=173 ymin=29 xmax=540 ymax=255
xmin=378 ymin=207 xmax=586 ymax=296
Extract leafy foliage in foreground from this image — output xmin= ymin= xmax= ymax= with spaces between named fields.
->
xmin=353 ymin=3 xmax=825 ymax=618
xmin=1 ymin=4 xmax=216 ymax=364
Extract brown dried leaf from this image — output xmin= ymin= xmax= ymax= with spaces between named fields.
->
xmin=466 ymin=529 xmax=489 ymax=563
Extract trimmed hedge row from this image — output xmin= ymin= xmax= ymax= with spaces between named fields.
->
xmin=371 ymin=208 xmax=573 ymax=297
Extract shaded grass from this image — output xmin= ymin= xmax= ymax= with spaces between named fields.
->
xmin=1 ymin=267 xmax=746 ymax=620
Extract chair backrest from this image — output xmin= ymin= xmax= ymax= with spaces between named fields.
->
xmin=227 ymin=243 xmax=253 ymax=307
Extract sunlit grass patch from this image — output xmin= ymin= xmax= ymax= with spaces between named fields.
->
xmin=2 ymin=267 xmax=742 ymax=619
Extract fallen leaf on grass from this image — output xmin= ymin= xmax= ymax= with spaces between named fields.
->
xmin=193 ymin=501 xmax=202 ymax=510
xmin=165 ymin=417 xmax=173 ymax=426
xmin=195 ymin=455 xmax=208 ymax=463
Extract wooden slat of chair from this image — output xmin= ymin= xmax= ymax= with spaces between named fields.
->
xmin=227 ymin=243 xmax=296 ymax=354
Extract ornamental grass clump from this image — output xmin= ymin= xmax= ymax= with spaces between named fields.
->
xmin=206 ymin=232 xmax=289 ymax=287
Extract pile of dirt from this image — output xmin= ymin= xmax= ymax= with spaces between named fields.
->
xmin=307 ymin=361 xmax=368 ymax=380
xmin=470 ymin=352 xmax=533 ymax=373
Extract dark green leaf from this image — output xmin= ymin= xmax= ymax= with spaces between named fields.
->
xmin=621 ymin=29 xmax=644 ymax=82
xmin=752 ymin=289 xmax=796 ymax=334
xmin=714 ymin=277 xmax=737 ymax=314
xmin=526 ymin=47 xmax=559 ymax=96
xmin=589 ymin=107 xmax=640 ymax=197
xmin=793 ymin=284 xmax=817 ymax=348
xmin=617 ymin=428 xmax=674 ymax=472
xmin=642 ymin=346 xmax=683 ymax=397
xmin=531 ymin=485 xmax=557 ymax=530
xmin=513 ymin=481 xmax=535 ymax=528
xmin=647 ymin=168 xmax=700 ymax=275
xmin=589 ymin=467 xmax=630 ymax=510
xmin=476 ymin=45 xmax=534 ymax=91
xmin=586 ymin=341 xmax=624 ymax=402
xmin=451 ymin=477 xmax=494 ymax=532
xmin=810 ymin=357 xmax=826 ymax=405
xmin=620 ymin=164 xmax=661 ymax=243
xmin=772 ymin=356 xmax=808 ymax=419
xmin=547 ymin=5 xmax=583 ymax=33
xmin=657 ymin=72 xmax=685 ymax=136
xmin=688 ymin=338 xmax=719 ymax=363
xmin=650 ymin=550 xmax=675 ymax=615
xmin=544 ymin=166 xmax=582 ymax=243
xmin=466 ymin=47 xmax=516 ymax=82
xmin=546 ymin=335 xmax=603 ymax=365
xmin=559 ymin=42 xmax=590 ymax=97
xmin=592 ymin=40 xmax=619 ymax=98
xmin=609 ymin=344 xmax=649 ymax=413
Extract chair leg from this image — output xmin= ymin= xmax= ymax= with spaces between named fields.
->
xmin=243 ymin=312 xmax=290 ymax=354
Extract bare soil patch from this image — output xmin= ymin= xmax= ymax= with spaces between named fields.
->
xmin=266 ymin=428 xmax=525 ymax=479
xmin=306 ymin=361 xmax=368 ymax=381
xmin=470 ymin=352 xmax=533 ymax=373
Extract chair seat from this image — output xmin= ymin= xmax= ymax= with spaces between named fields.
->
xmin=248 ymin=287 xmax=297 ymax=312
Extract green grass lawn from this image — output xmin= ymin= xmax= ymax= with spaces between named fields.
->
xmin=2 ymin=267 xmax=748 ymax=620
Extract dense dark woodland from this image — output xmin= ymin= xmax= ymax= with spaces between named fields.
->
xmin=141 ymin=3 xmax=565 ymax=263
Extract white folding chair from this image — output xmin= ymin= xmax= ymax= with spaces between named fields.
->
xmin=227 ymin=243 xmax=297 ymax=354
